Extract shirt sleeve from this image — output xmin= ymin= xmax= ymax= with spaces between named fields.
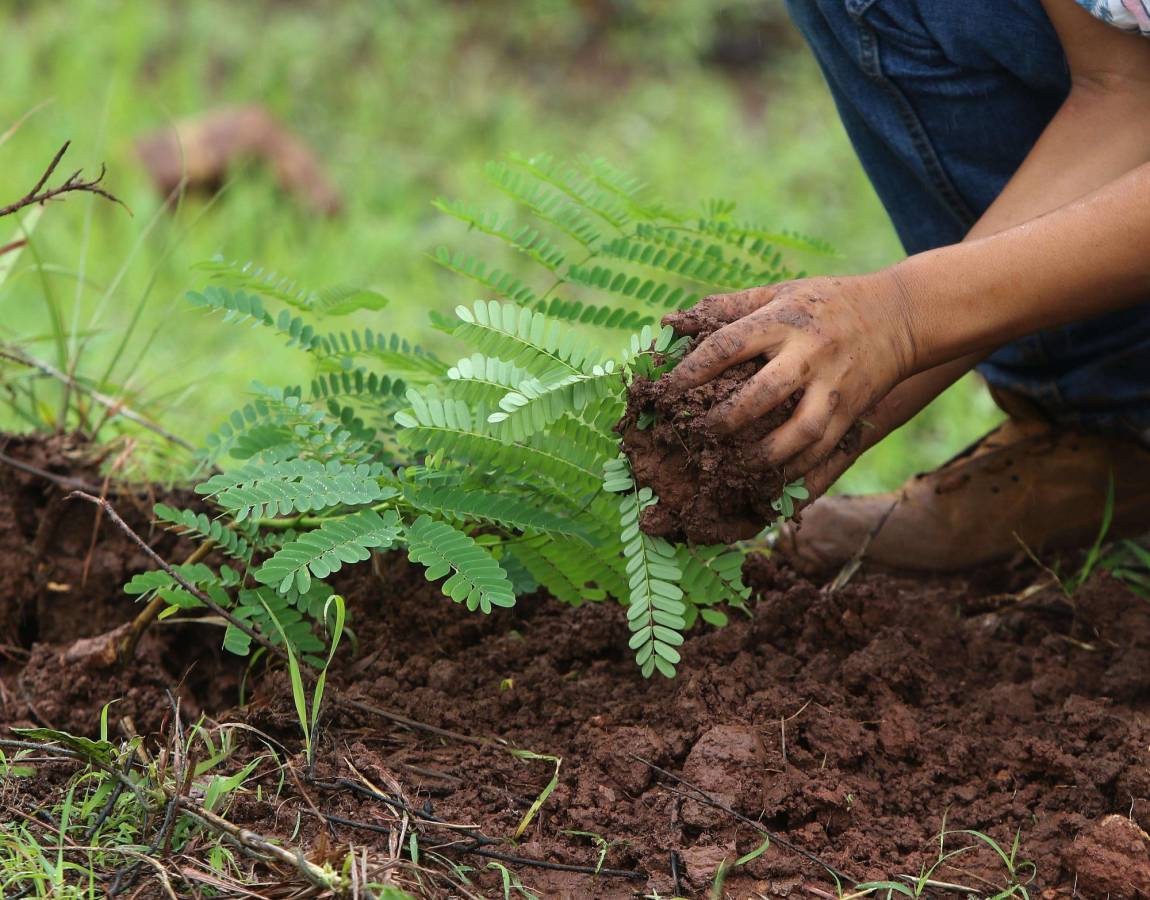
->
xmin=1077 ymin=0 xmax=1150 ymax=35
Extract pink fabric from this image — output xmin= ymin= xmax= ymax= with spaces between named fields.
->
xmin=1123 ymin=0 xmax=1150 ymax=31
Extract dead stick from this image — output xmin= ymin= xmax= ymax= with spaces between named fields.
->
xmin=176 ymin=799 xmax=340 ymax=890
xmin=0 ymin=141 xmax=128 ymax=219
xmin=118 ymin=539 xmax=216 ymax=663
xmin=0 ymin=449 xmax=102 ymax=493
xmin=333 ymin=696 xmax=502 ymax=749
xmin=66 ymin=491 xmax=277 ymax=658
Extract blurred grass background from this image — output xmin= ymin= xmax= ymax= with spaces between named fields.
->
xmin=0 ymin=0 xmax=1000 ymax=493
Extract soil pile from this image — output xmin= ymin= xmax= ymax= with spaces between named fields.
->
xmin=0 ymin=433 xmax=235 ymax=733
xmin=3 ymin=433 xmax=1150 ymax=897
xmin=618 ymin=312 xmax=857 ymax=545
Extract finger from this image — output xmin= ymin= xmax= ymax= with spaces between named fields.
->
xmin=746 ymin=386 xmax=841 ymax=471
xmin=666 ymin=309 xmax=781 ymax=391
xmin=703 ymin=354 xmax=802 ymax=434
xmin=661 ymin=285 xmax=780 ymax=335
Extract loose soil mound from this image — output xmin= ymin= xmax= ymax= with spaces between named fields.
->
xmin=0 ymin=433 xmax=235 ymax=733
xmin=3 ymin=434 xmax=1150 ymax=897
xmin=619 ymin=312 xmax=858 ymax=545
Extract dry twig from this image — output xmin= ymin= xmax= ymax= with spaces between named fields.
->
xmin=0 ymin=141 xmax=127 ymax=219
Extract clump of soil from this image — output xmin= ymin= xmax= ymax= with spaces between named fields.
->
xmin=618 ymin=313 xmax=857 ymax=544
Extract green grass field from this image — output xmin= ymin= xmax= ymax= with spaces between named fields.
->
xmin=0 ymin=0 xmax=1000 ymax=493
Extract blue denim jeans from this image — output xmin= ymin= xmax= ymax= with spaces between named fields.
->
xmin=786 ymin=0 xmax=1150 ymax=439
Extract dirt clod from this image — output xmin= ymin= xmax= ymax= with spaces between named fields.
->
xmin=1062 ymin=815 xmax=1150 ymax=897
xmin=680 ymin=724 xmax=767 ymax=828
xmin=618 ymin=315 xmax=858 ymax=544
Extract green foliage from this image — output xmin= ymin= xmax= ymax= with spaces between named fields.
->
xmin=406 ymin=515 xmax=516 ymax=613
xmin=619 ymin=488 xmax=686 ymax=679
xmin=771 ymin=478 xmax=811 ymax=519
xmin=135 ymin=156 xmax=812 ymax=677
xmin=256 ymin=509 xmax=402 ymax=594
xmin=195 ymin=459 xmax=395 ymax=521
xmin=196 ymin=257 xmax=391 ymax=315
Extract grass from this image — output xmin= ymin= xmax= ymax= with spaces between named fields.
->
xmin=0 ymin=712 xmax=433 ymax=898
xmin=0 ymin=0 xmax=1001 ymax=492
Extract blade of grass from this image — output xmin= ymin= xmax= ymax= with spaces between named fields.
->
xmin=508 ymin=750 xmax=561 ymax=841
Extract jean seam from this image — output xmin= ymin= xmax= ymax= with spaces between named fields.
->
xmin=851 ymin=8 xmax=977 ymax=229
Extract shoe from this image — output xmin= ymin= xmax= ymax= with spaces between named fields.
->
xmin=778 ymin=419 xmax=1150 ymax=573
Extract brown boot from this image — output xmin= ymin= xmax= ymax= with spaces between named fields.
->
xmin=779 ymin=419 xmax=1150 ymax=573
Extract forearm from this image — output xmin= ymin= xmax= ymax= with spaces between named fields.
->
xmin=894 ymin=160 xmax=1150 ymax=374
xmin=871 ymin=69 xmax=1150 ymax=412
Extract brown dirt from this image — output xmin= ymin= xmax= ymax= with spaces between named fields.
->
xmin=4 ymin=433 xmax=1150 ymax=898
xmin=0 ymin=433 xmax=237 ymax=734
xmin=618 ymin=314 xmax=858 ymax=545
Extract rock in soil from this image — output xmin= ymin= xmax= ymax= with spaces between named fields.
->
xmin=617 ymin=312 xmax=858 ymax=544
xmin=679 ymin=724 xmax=767 ymax=828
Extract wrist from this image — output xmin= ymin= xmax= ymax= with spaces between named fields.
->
xmin=866 ymin=263 xmax=926 ymax=380
xmin=885 ymin=248 xmax=986 ymax=373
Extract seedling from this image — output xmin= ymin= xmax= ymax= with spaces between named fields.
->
xmin=262 ymin=593 xmax=346 ymax=769
xmin=559 ymin=829 xmax=624 ymax=875
xmin=135 ymin=156 xmax=824 ymax=680
xmin=508 ymin=749 xmax=562 ymax=840
xmin=485 ymin=861 xmax=538 ymax=900
xmin=709 ymin=835 xmax=772 ymax=898
xmin=771 ymin=478 xmax=810 ymax=519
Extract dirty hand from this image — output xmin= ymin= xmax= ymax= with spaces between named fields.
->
xmin=662 ymin=272 xmax=918 ymax=479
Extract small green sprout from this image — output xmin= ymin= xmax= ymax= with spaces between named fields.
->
xmin=771 ymin=478 xmax=810 ymax=519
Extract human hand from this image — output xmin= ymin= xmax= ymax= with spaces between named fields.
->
xmin=662 ymin=271 xmax=919 ymax=482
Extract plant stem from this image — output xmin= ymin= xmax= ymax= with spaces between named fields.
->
xmin=255 ymin=498 xmax=398 ymax=530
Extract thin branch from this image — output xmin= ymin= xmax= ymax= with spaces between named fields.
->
xmin=176 ymin=800 xmax=341 ymax=891
xmin=0 ymin=448 xmax=102 ymax=492
xmin=333 ymin=696 xmax=503 ymax=749
xmin=66 ymin=491 xmax=278 ymax=658
xmin=315 ymin=778 xmax=644 ymax=880
xmin=118 ymin=539 xmax=215 ymax=663
xmin=0 ymin=141 xmax=128 ymax=219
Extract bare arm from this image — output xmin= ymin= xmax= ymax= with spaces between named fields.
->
xmin=667 ymin=0 xmax=1150 ymax=493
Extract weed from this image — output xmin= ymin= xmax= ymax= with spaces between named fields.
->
xmin=709 ymin=835 xmax=771 ymax=898
xmin=508 ymin=749 xmax=562 ymax=841
xmin=1019 ymin=473 xmax=1150 ymax=600
xmin=262 ymin=592 xmax=346 ymax=768
xmin=559 ymin=829 xmax=623 ymax=875
xmin=1102 ymin=538 xmax=1150 ymax=597
xmin=830 ymin=824 xmax=1036 ymax=900
xmin=952 ymin=829 xmax=1035 ymax=899
xmin=485 ymin=861 xmax=539 ymax=899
